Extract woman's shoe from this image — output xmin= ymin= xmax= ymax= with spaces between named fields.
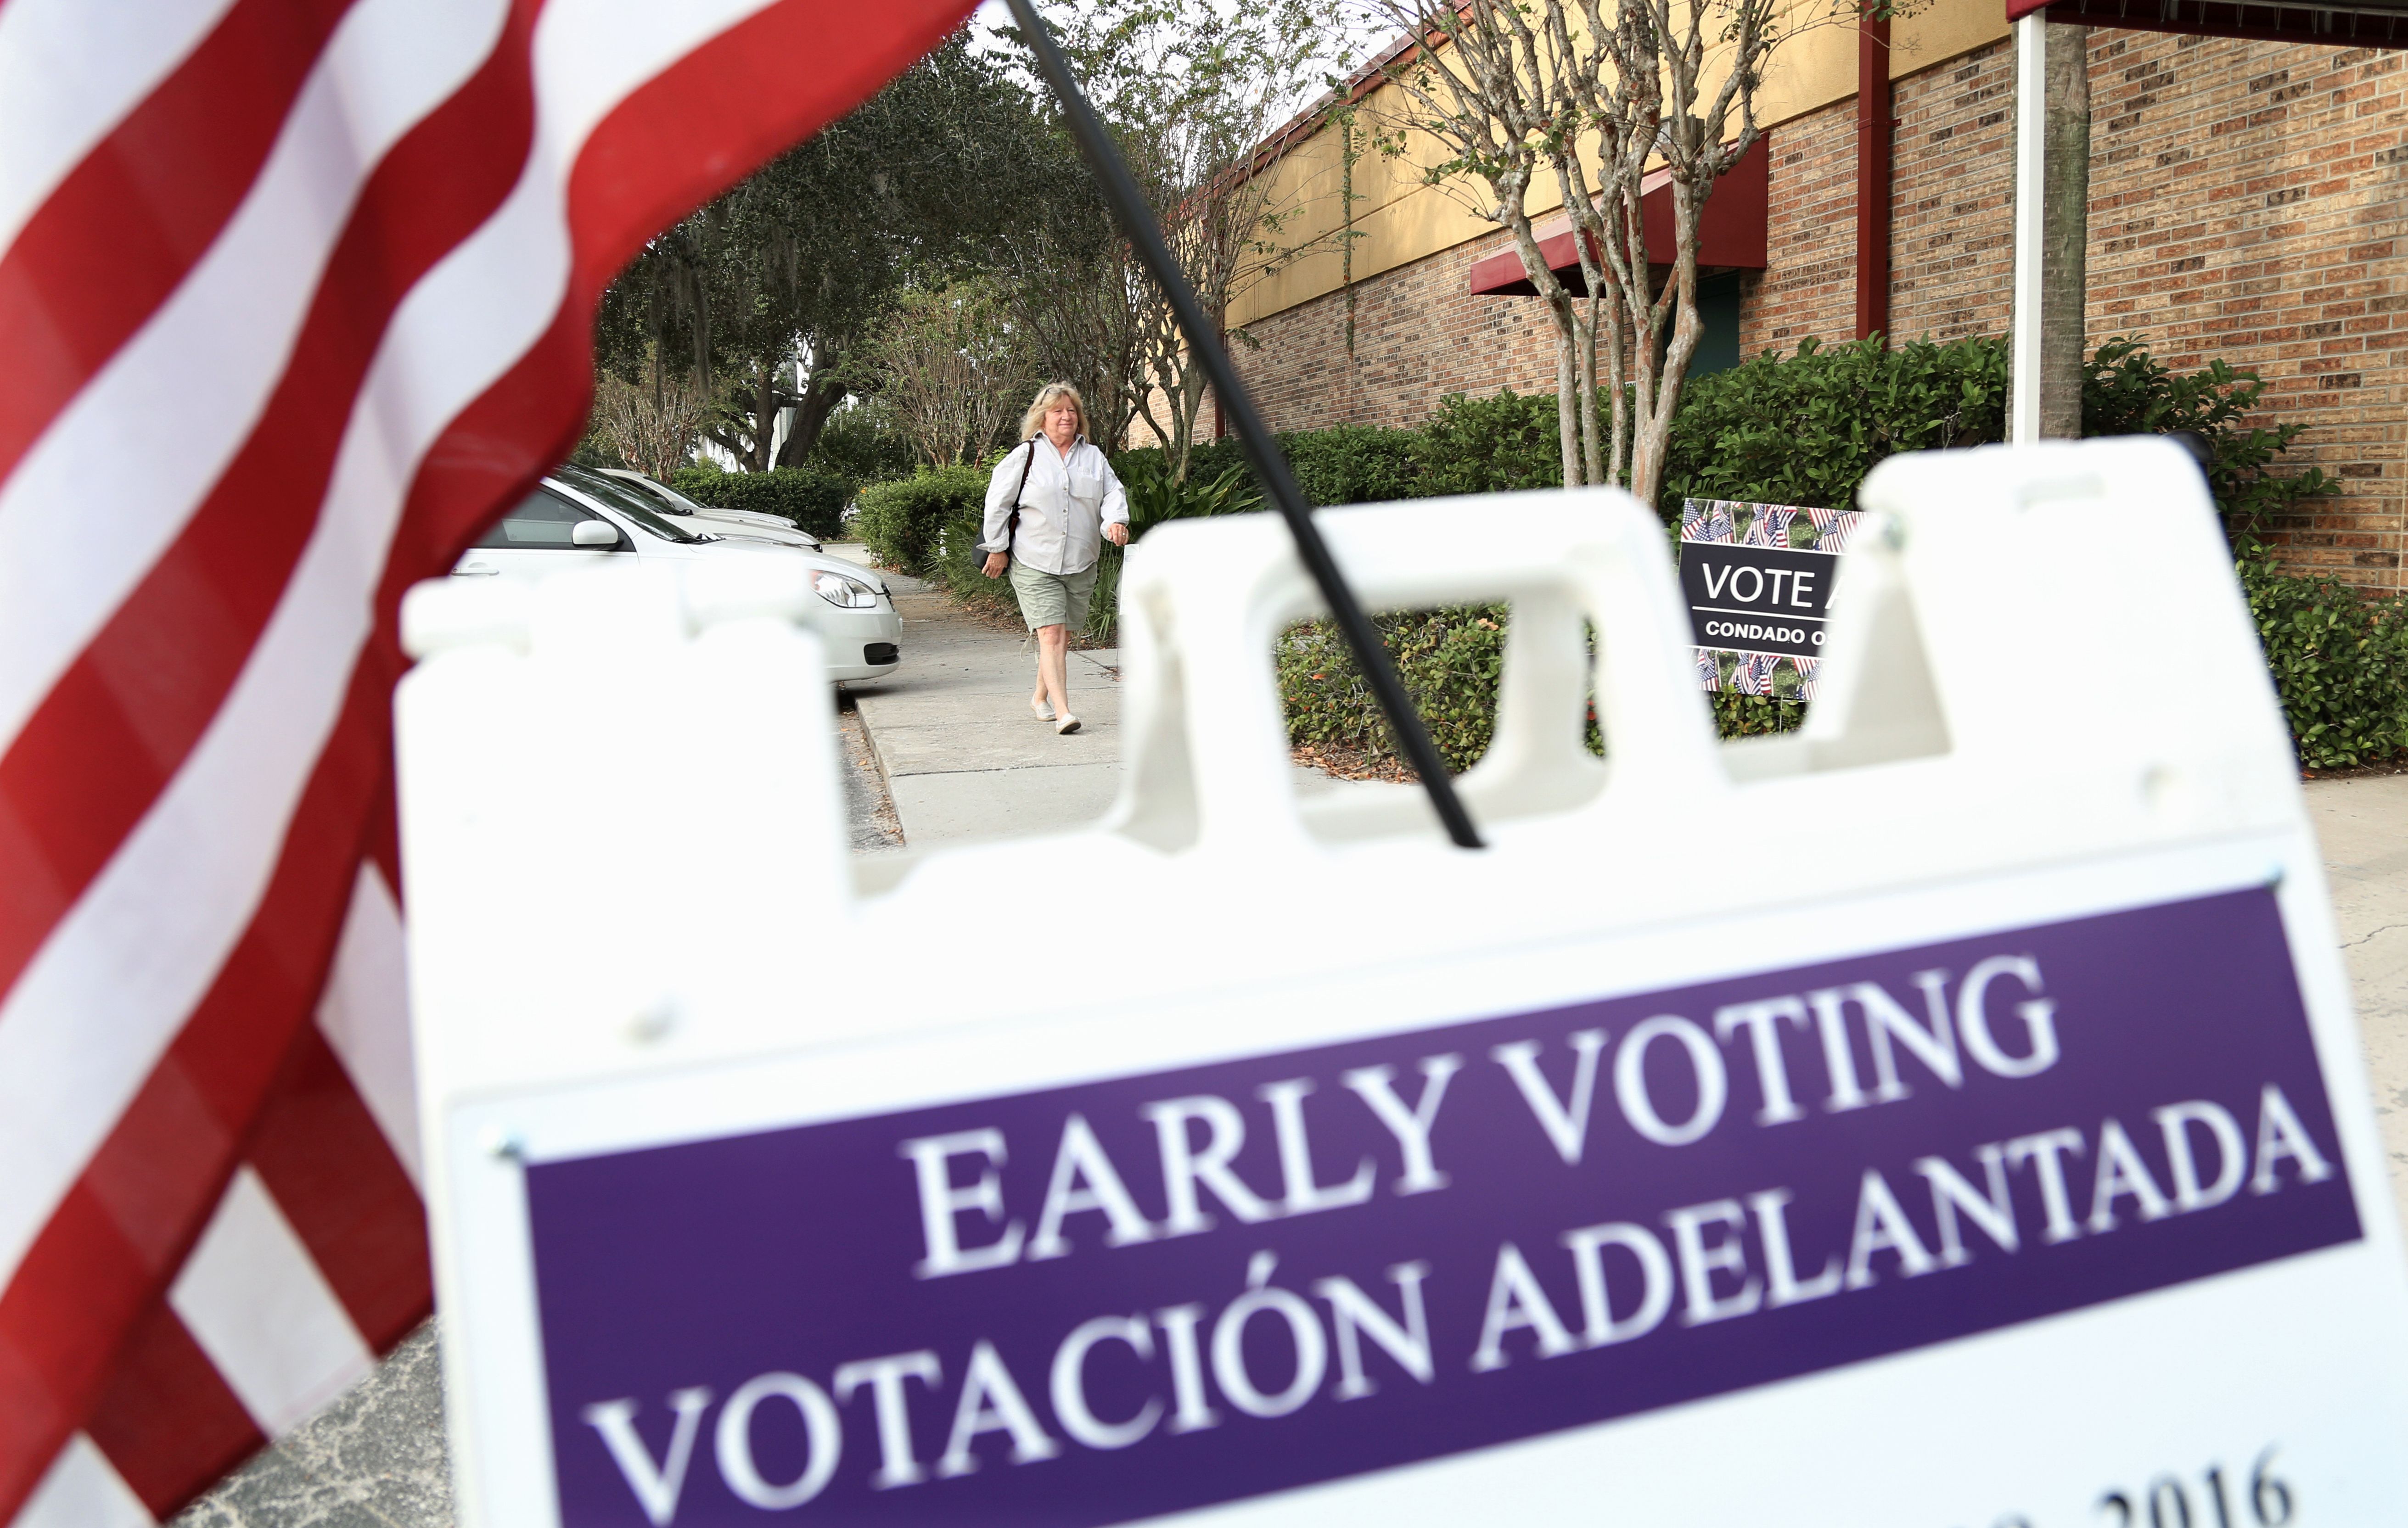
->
xmin=1032 ymin=697 xmax=1055 ymax=721
xmin=1055 ymin=715 xmax=1082 ymax=736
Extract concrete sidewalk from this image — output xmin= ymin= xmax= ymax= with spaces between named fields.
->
xmin=2307 ymin=773 xmax=2408 ymax=1230
xmin=841 ymin=557 xmax=1129 ymax=845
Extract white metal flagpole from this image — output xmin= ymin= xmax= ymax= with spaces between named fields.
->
xmin=2010 ymin=11 xmax=2046 ymax=444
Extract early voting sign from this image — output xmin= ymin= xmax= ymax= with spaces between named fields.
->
xmin=398 ymin=439 xmax=2408 ymax=1528
xmin=1680 ymin=497 xmax=1858 ymax=700
xmin=533 ymin=896 xmax=2346 ymax=1524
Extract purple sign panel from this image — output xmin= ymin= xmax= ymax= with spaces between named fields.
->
xmin=527 ymin=889 xmax=2359 ymax=1526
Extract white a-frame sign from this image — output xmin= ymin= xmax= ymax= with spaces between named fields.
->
xmin=397 ymin=437 xmax=2408 ymax=1528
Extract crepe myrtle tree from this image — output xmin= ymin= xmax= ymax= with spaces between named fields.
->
xmin=870 ymin=279 xmax=1033 ymax=468
xmin=994 ymin=0 xmax=1336 ymax=479
xmin=589 ymin=358 xmax=712 ymax=479
xmin=1353 ymin=0 xmax=1891 ymax=502
xmin=1121 ymin=0 xmax=1330 ymax=481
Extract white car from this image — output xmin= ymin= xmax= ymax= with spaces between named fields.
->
xmin=600 ymin=468 xmax=823 ymax=550
xmin=453 ymin=465 xmax=901 ymax=682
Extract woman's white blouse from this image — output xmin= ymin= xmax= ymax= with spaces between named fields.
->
xmin=980 ymin=437 xmax=1129 ymax=576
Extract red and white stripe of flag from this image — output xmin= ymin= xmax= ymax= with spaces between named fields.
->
xmin=0 ymin=0 xmax=971 ymax=1520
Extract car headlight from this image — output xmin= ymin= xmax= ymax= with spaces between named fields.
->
xmin=813 ymin=571 xmax=881 ymax=610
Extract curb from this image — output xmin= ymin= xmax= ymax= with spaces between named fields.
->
xmin=840 ymin=684 xmax=900 ymax=799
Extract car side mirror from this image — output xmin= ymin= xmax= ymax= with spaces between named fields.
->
xmin=572 ymin=520 xmax=622 ymax=548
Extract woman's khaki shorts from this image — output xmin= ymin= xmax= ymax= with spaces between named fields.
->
xmin=1009 ymin=559 xmax=1098 ymax=633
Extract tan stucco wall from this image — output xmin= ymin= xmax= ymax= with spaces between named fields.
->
xmin=1227 ymin=0 xmax=2010 ymax=330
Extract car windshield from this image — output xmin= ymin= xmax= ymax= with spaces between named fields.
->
xmin=552 ymin=465 xmax=706 ymax=543
xmin=628 ymin=475 xmax=710 ymax=515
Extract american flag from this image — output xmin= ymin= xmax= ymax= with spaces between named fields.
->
xmin=0 ymin=2 xmax=970 ymax=1522
xmin=1807 ymin=505 xmax=1862 ymax=555
xmin=1742 ymin=505 xmax=1797 ymax=550
xmin=1724 ymin=652 xmax=1774 ymax=695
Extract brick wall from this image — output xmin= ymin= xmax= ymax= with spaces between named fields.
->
xmin=1758 ymin=31 xmax=2408 ymax=585
xmin=1227 ymin=228 xmax=1568 ymax=433
xmin=1740 ymin=93 xmax=1858 ymax=352
xmin=1740 ymin=44 xmax=2019 ymax=353
xmin=2086 ymin=32 xmax=2408 ymax=585
xmin=1891 ymin=40 xmax=2016 ymax=341
xmin=1224 ymin=31 xmax=2408 ymax=586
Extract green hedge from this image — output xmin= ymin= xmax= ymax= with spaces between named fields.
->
xmin=1276 ymin=608 xmax=1511 ymax=774
xmin=668 ymin=465 xmax=854 ymax=540
xmin=2243 ymin=553 xmax=2408 ymax=769
xmin=919 ymin=506 xmax=1024 ymax=623
xmin=1408 ymin=389 xmax=1562 ymax=498
xmin=1660 ymin=335 xmax=2008 ymax=515
xmin=853 ymin=465 xmax=987 ymax=577
xmin=930 ymin=339 xmax=2379 ymax=775
xmin=1110 ymin=393 xmax=1551 ymax=507
xmin=1260 ymin=338 xmax=2353 ymax=772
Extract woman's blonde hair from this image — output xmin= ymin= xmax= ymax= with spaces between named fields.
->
xmin=1019 ymin=381 xmax=1086 ymax=443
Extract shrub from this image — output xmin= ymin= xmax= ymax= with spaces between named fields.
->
xmin=1660 ymin=335 xmax=2008 ymax=518
xmin=853 ymin=465 xmax=988 ymax=576
xmin=1276 ymin=607 xmax=1510 ymax=774
xmin=1654 ymin=336 xmax=2007 ymax=739
xmin=1084 ymin=463 xmax=1259 ymax=644
xmin=1107 ymin=391 xmax=1543 ymax=511
xmin=925 ymin=507 xmax=1025 ymax=622
xmin=1267 ymin=336 xmax=2347 ymax=767
xmin=2241 ymin=551 xmax=2408 ymax=769
xmin=1114 ymin=460 xmax=1256 ymax=536
xmin=667 ymin=465 xmax=854 ymax=540
xmin=1283 ymin=423 xmax=1421 ymax=506
xmin=1410 ymin=389 xmax=1563 ymax=498
xmin=1109 ymin=437 xmax=1251 ymax=489
xmin=2082 ymin=336 xmax=2335 ymax=542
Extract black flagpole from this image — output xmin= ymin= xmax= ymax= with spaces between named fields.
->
xmin=1001 ymin=0 xmax=1484 ymax=851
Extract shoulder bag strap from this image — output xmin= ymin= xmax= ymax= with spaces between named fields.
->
xmin=1005 ymin=438 xmax=1038 ymax=555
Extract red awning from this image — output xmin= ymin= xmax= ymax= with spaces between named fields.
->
xmin=2005 ymin=0 xmax=2408 ymax=48
xmin=1467 ymin=138 xmax=1768 ymax=297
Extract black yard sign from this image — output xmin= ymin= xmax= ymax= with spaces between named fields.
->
xmin=1677 ymin=498 xmax=1859 ymax=700
xmin=1678 ymin=541 xmax=1837 ymax=660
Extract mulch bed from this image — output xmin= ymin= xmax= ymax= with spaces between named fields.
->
xmin=2301 ymin=759 xmax=2408 ymax=781
xmin=1292 ymin=740 xmax=1420 ymax=784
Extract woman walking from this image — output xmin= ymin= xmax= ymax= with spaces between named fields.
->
xmin=982 ymin=382 xmax=1128 ymax=735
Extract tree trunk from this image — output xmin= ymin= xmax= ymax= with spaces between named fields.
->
xmin=1553 ymin=303 xmax=1581 ymax=489
xmin=1171 ymin=360 xmax=1209 ymax=483
xmin=1577 ymin=288 xmax=1603 ymax=486
xmin=1628 ymin=182 xmax=1706 ymax=511
xmin=2039 ymin=20 xmax=2089 ymax=439
xmin=775 ymin=371 xmax=847 ymax=466
xmin=749 ymin=359 xmax=777 ymax=471
xmin=1601 ymin=272 xmax=1629 ymax=490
